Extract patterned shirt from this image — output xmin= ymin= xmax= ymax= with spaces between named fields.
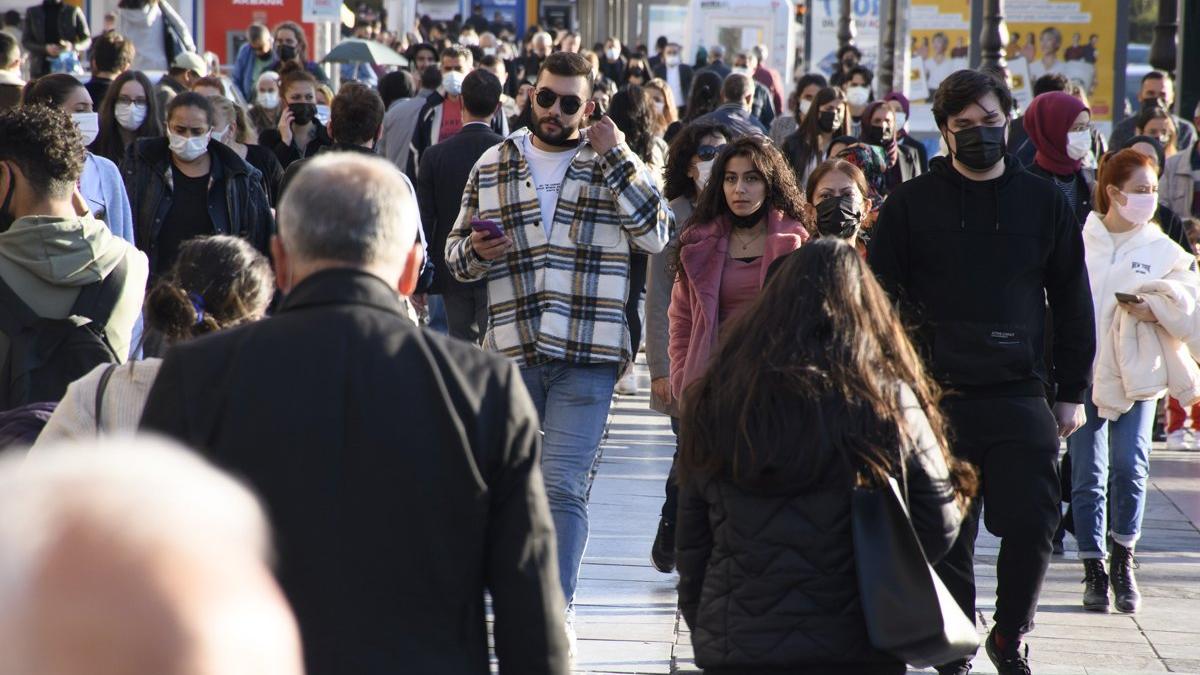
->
xmin=445 ymin=128 xmax=672 ymax=367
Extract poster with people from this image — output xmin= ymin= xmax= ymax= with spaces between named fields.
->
xmin=905 ymin=0 xmax=971 ymax=132
xmin=1005 ymin=0 xmax=1117 ymax=129
xmin=807 ymin=0 xmax=880 ymax=80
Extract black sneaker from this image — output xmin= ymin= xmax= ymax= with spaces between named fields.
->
xmin=1082 ymin=558 xmax=1110 ymax=612
xmin=935 ymin=662 xmax=972 ymax=675
xmin=985 ymin=629 xmax=1031 ymax=675
xmin=650 ymin=518 xmax=675 ymax=573
xmin=1110 ymin=543 xmax=1141 ymax=613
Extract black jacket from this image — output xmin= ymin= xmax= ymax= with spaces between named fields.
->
xmin=258 ymin=123 xmax=334 ymax=169
xmin=899 ymin=133 xmax=929 ymax=173
xmin=699 ymin=59 xmax=731 ymax=80
xmin=140 ymin=269 xmax=570 ymax=675
xmin=652 ymin=62 xmax=694 ymax=107
xmin=412 ymin=90 xmax=507 ymax=162
xmin=417 ymin=122 xmax=503 ymax=294
xmin=1027 ymin=163 xmax=1095 ymax=227
xmin=691 ymin=103 xmax=767 ymax=139
xmin=676 ymin=387 xmax=963 ymax=673
xmin=750 ymin=80 xmax=776 ymax=128
xmin=867 ymin=155 xmax=1096 ymax=404
xmin=122 ymin=138 xmax=274 ymax=275
xmin=21 ymin=0 xmax=90 ymax=77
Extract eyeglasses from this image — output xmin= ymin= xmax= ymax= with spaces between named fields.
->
xmin=535 ymin=88 xmax=584 ymax=115
xmin=116 ymin=96 xmax=148 ymax=106
xmin=696 ymin=145 xmax=722 ymax=161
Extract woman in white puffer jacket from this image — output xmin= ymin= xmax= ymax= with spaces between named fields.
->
xmin=1072 ymin=148 xmax=1200 ymax=616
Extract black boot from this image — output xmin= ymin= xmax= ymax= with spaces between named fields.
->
xmin=650 ymin=517 xmax=675 ymax=573
xmin=1081 ymin=558 xmax=1110 ymax=612
xmin=984 ymin=629 xmax=1031 ymax=675
xmin=1110 ymin=543 xmax=1141 ymax=613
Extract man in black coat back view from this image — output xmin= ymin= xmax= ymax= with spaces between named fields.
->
xmin=417 ymin=68 xmax=505 ymax=342
xmin=140 ymin=152 xmax=569 ymax=675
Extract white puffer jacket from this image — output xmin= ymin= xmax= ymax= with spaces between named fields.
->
xmin=1084 ymin=212 xmax=1200 ymax=419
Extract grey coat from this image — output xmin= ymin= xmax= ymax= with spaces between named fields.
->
xmin=646 ymin=196 xmax=692 ymax=415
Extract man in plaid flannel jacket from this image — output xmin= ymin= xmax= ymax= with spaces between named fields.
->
xmin=445 ymin=52 xmax=671 ymax=647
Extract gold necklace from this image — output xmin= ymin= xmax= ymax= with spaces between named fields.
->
xmin=731 ymin=224 xmax=765 ymax=252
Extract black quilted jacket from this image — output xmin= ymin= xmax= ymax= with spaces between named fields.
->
xmin=676 ymin=387 xmax=964 ymax=673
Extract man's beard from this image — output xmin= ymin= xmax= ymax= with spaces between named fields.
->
xmin=533 ymin=114 xmax=581 ymax=148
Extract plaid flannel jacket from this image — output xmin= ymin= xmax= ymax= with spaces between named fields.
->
xmin=445 ymin=128 xmax=672 ymax=367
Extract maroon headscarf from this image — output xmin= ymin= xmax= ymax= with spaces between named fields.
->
xmin=1024 ymin=91 xmax=1089 ymax=175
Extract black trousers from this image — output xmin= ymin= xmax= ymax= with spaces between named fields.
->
xmin=662 ymin=416 xmax=680 ymax=521
xmin=442 ymin=286 xmax=488 ymax=344
xmin=934 ymin=396 xmax=1062 ymax=655
xmin=625 ymin=253 xmax=648 ymax=355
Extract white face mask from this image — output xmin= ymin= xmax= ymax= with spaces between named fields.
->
xmin=257 ymin=90 xmax=280 ymax=109
xmin=731 ymin=67 xmax=752 ymax=77
xmin=653 ymin=101 xmax=665 ymax=116
xmin=315 ymin=104 xmax=331 ymax=125
xmin=665 ymin=54 xmax=680 ymax=67
xmin=1066 ymin=130 xmax=1091 ymax=160
xmin=212 ymin=125 xmax=230 ymax=144
xmin=1115 ymin=191 xmax=1158 ymax=224
xmin=115 ymin=101 xmax=148 ymax=130
xmin=442 ymin=70 xmax=465 ymax=96
xmin=894 ymin=111 xmax=908 ymax=130
xmin=482 ymin=46 xmax=496 ymax=56
xmin=168 ymin=131 xmax=210 ymax=162
xmin=694 ymin=158 xmax=715 ymax=192
xmin=846 ymin=86 xmax=870 ymax=107
xmin=605 ymin=47 xmax=621 ymax=61
xmin=798 ymin=99 xmax=812 ymax=117
xmin=72 ymin=112 xmax=99 ymax=146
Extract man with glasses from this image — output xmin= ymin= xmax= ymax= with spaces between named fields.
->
xmin=445 ymin=51 xmax=671 ymax=656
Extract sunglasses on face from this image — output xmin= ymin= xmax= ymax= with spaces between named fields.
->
xmin=535 ymin=88 xmax=584 ymax=115
xmin=696 ymin=145 xmax=721 ymax=161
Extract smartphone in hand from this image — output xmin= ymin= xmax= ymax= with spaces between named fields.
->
xmin=1115 ymin=292 xmax=1144 ymax=304
xmin=470 ymin=218 xmax=504 ymax=240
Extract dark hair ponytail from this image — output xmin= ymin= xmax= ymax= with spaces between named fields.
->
xmin=144 ymin=236 xmax=274 ymax=345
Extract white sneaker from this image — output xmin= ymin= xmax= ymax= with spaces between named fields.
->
xmin=1167 ymin=429 xmax=1190 ymax=450
xmin=564 ymin=608 xmax=578 ymax=661
xmin=615 ymin=369 xmax=639 ymax=395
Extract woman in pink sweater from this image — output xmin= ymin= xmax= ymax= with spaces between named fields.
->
xmin=669 ymin=135 xmax=810 ymax=401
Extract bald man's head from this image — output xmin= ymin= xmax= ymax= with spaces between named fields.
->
xmin=0 ymin=438 xmax=303 ymax=675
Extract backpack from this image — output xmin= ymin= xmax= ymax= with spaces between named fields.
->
xmin=0 ymin=259 xmax=129 ymax=411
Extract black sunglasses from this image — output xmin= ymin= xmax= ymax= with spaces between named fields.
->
xmin=535 ymin=88 xmax=584 ymax=115
xmin=697 ymin=144 xmax=721 ymax=161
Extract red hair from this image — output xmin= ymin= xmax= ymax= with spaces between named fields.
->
xmin=1094 ymin=148 xmax=1155 ymax=215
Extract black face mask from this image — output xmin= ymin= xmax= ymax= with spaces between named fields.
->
xmin=276 ymin=44 xmax=298 ymax=62
xmin=949 ymin=124 xmax=1006 ymax=172
xmin=0 ymin=165 xmax=15 ymax=233
xmin=1141 ymin=96 xmax=1165 ymax=110
xmin=289 ymin=102 xmax=317 ymax=125
xmin=862 ymin=124 xmax=893 ymax=146
xmin=729 ymin=203 xmax=768 ymax=229
xmin=815 ymin=194 xmax=862 ymax=239
xmin=817 ymin=110 xmax=840 ymax=133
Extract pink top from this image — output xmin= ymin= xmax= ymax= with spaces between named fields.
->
xmin=718 ymin=256 xmax=762 ymax=328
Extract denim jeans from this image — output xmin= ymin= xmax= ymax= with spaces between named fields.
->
xmin=520 ymin=360 xmax=618 ymax=605
xmin=425 ymin=294 xmax=448 ymax=334
xmin=1067 ymin=394 xmax=1155 ymax=558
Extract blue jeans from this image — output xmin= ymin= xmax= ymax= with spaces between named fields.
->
xmin=520 ymin=360 xmax=618 ymax=605
xmin=1067 ymin=394 xmax=1155 ymax=559
xmin=426 ymin=294 xmax=448 ymax=334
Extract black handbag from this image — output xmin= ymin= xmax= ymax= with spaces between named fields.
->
xmin=851 ymin=451 xmax=979 ymax=668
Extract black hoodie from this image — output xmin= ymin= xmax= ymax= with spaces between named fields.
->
xmin=867 ymin=155 xmax=1095 ymax=404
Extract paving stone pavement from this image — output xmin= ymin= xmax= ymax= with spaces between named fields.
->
xmin=569 ymin=362 xmax=1200 ymax=675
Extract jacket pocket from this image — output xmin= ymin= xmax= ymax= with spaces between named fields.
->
xmin=569 ymin=186 xmax=622 ymax=249
xmin=932 ymin=321 xmax=1036 ymax=386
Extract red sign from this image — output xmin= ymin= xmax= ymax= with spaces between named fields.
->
xmin=203 ymin=0 xmax=317 ymax=67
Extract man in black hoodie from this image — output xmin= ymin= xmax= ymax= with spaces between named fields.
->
xmin=868 ymin=70 xmax=1095 ymax=675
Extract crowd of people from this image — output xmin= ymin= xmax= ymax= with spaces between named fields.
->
xmin=0 ymin=6 xmax=1199 ymax=675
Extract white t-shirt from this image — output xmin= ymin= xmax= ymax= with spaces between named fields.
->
xmin=521 ymin=134 xmax=578 ymax=239
xmin=666 ymin=66 xmax=684 ymax=108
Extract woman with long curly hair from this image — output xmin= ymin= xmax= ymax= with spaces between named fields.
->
xmin=609 ymin=84 xmax=670 ymax=395
xmin=675 ymin=238 xmax=976 ymax=673
xmin=667 ymin=135 xmax=810 ymax=402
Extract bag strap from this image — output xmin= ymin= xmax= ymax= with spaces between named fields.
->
xmin=0 ymin=273 xmax=41 ymax=336
xmin=70 ymin=257 xmax=129 ymax=327
xmin=94 ymin=363 xmax=118 ymax=435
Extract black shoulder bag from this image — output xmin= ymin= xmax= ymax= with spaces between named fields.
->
xmin=851 ymin=446 xmax=979 ymax=668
